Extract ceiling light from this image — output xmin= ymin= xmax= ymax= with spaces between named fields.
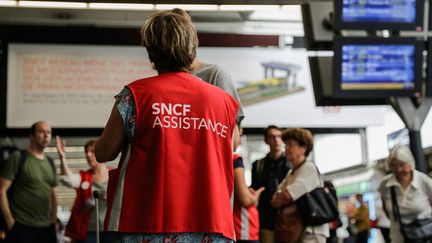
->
xmin=219 ymin=5 xmax=280 ymax=11
xmin=155 ymin=4 xmax=218 ymax=11
xmin=88 ymin=3 xmax=154 ymax=10
xmin=0 ymin=0 xmax=16 ymax=7
xmin=18 ymin=1 xmax=87 ymax=9
xmin=249 ymin=5 xmax=301 ymax=21
xmin=249 ymin=9 xmax=301 ymax=21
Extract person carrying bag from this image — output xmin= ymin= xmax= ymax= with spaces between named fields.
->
xmin=295 ymin=167 xmax=339 ymax=227
xmin=391 ymin=187 xmax=432 ymax=242
xmin=378 ymin=145 xmax=432 ymax=243
xmin=271 ymin=128 xmax=329 ymax=243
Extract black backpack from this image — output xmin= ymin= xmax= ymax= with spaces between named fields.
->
xmin=0 ymin=150 xmax=55 ymax=239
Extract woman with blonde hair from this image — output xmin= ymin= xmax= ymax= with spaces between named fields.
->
xmin=378 ymin=145 xmax=432 ymax=243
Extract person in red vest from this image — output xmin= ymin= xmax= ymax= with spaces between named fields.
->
xmin=94 ymin=10 xmax=239 ymax=243
xmin=56 ymin=136 xmax=111 ymax=243
xmin=233 ymin=126 xmax=265 ymax=243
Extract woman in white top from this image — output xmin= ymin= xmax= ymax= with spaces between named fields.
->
xmin=271 ymin=128 xmax=329 ymax=243
xmin=378 ymin=145 xmax=432 ymax=243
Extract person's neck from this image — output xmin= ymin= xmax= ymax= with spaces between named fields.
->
xmin=268 ymin=150 xmax=283 ymax=160
xmin=27 ymin=145 xmax=45 ymax=160
xmin=190 ymin=59 xmax=204 ymax=73
xmin=292 ymin=157 xmax=306 ymax=171
xmin=399 ymin=172 xmax=413 ymax=190
xmin=92 ymin=163 xmax=105 ymax=174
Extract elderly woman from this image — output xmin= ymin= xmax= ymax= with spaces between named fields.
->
xmin=94 ymin=10 xmax=239 ymax=243
xmin=378 ymin=145 xmax=432 ymax=243
xmin=271 ymin=128 xmax=329 ymax=243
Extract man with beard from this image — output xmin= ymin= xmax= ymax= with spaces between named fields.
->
xmin=0 ymin=121 xmax=57 ymax=243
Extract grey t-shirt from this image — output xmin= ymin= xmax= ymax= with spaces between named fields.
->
xmin=191 ymin=63 xmax=244 ymax=124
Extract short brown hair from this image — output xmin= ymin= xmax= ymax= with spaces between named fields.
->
xmin=84 ymin=140 xmax=96 ymax=152
xmin=264 ymin=125 xmax=281 ymax=139
xmin=141 ymin=10 xmax=198 ymax=73
xmin=282 ymin=128 xmax=314 ymax=156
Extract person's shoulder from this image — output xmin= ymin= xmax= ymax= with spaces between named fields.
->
xmin=233 ymin=153 xmax=242 ymax=161
xmin=197 ymin=63 xmax=222 ymax=73
xmin=252 ymin=155 xmax=267 ymax=165
xmin=234 ymin=155 xmax=244 ymax=169
xmin=196 ymin=63 xmax=230 ymax=78
xmin=415 ymin=170 xmax=431 ymax=179
xmin=302 ymin=161 xmax=317 ymax=171
xmin=128 ymin=75 xmax=161 ymax=88
xmin=8 ymin=150 xmax=22 ymax=160
xmin=414 ymin=170 xmax=432 ymax=186
xmin=9 ymin=150 xmax=28 ymax=163
xmin=378 ymin=174 xmax=393 ymax=191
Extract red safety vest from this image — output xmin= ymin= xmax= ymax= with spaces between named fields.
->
xmin=233 ymin=154 xmax=260 ymax=240
xmin=105 ymin=72 xmax=239 ymax=239
xmin=65 ymin=170 xmax=93 ymax=241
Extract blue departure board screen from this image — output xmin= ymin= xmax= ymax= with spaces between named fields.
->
xmin=342 ymin=0 xmax=417 ymax=24
xmin=334 ymin=0 xmax=423 ymax=30
xmin=341 ymin=44 xmax=415 ymax=90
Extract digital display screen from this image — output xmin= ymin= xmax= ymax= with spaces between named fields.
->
xmin=341 ymin=44 xmax=415 ymax=90
xmin=342 ymin=0 xmax=417 ymax=24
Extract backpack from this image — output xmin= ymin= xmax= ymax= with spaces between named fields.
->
xmin=0 ymin=150 xmax=55 ymax=237
xmin=255 ymin=158 xmax=265 ymax=183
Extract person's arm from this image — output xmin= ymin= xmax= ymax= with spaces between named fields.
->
xmin=250 ymin=161 xmax=259 ymax=190
xmin=234 ymin=167 xmax=265 ymax=207
xmin=50 ymin=188 xmax=57 ymax=224
xmin=56 ymin=136 xmax=72 ymax=176
xmin=377 ymin=179 xmax=389 ymax=218
xmin=272 ymin=163 xmax=317 ymax=208
xmin=231 ymin=123 xmax=239 ymax=151
xmin=95 ymin=102 xmax=126 ymax=162
xmin=0 ymin=178 xmax=14 ymax=230
xmin=56 ymin=136 xmax=81 ymax=188
xmin=381 ymin=196 xmax=389 ymax=218
xmin=271 ymin=189 xmax=293 ymax=208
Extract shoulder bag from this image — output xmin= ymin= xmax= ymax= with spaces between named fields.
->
xmin=295 ymin=164 xmax=339 ymax=226
xmin=274 ymin=204 xmax=304 ymax=243
xmin=390 ymin=186 xmax=432 ymax=242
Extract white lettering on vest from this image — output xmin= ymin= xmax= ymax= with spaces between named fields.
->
xmin=151 ymin=103 xmax=230 ymax=138
xmin=152 ymin=103 xmax=191 ymax=116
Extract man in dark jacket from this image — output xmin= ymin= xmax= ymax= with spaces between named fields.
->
xmin=251 ymin=125 xmax=291 ymax=243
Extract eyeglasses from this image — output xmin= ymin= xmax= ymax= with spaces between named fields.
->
xmin=266 ymin=134 xmax=282 ymax=140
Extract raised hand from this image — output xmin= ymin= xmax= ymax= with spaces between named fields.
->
xmin=56 ymin=135 xmax=66 ymax=159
